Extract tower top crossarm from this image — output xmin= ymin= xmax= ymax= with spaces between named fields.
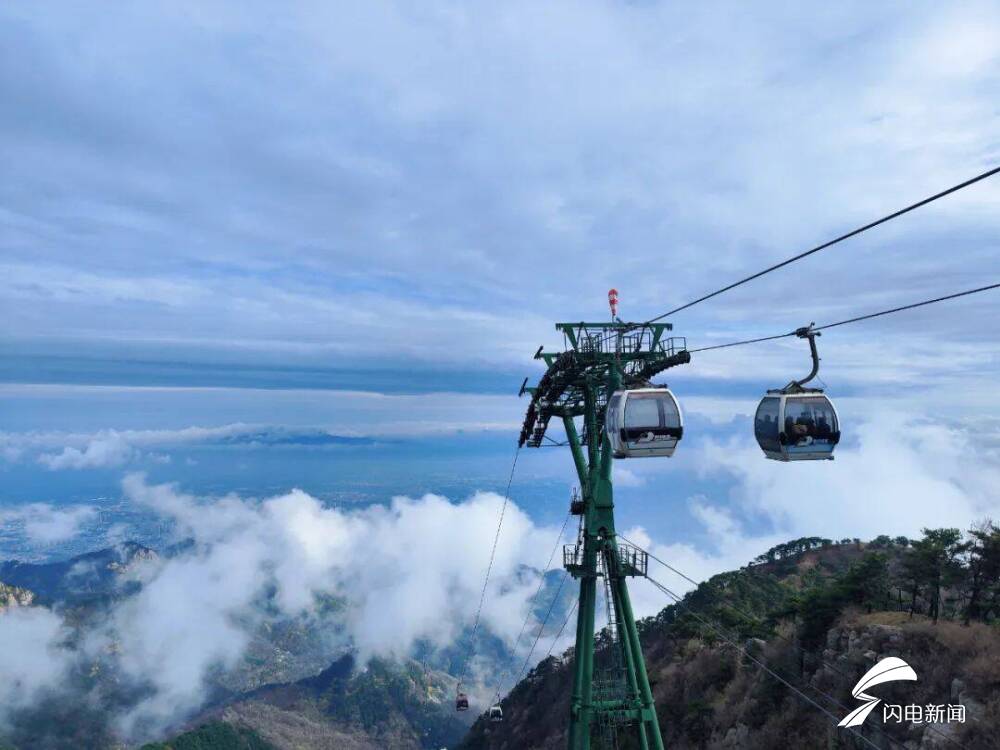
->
xmin=556 ymin=321 xmax=671 ymax=356
xmin=518 ymin=321 xmax=691 ymax=448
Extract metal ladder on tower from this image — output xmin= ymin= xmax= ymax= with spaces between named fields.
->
xmin=594 ymin=552 xmax=626 ymax=749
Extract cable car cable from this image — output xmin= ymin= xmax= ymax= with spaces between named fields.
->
xmin=648 ymin=165 xmax=1000 ymax=322
xmin=624 ymin=535 xmax=966 ymax=750
xmin=627 ymin=537 xmax=873 ymax=708
xmin=491 ymin=512 xmax=572 ymax=703
xmin=813 ymin=282 xmax=1000 ymax=332
xmin=507 ymin=570 xmax=571 ymax=696
xmin=545 ymin=598 xmax=579 ymax=660
xmin=688 ymin=281 xmax=1000 ymax=353
xmin=457 ymin=447 xmax=522 ymax=690
xmin=588 ymin=166 xmax=999 ymax=355
xmin=645 ymin=574 xmax=888 ymax=750
xmin=688 ymin=330 xmax=796 ymax=353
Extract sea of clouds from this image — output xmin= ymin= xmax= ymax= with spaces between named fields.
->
xmin=1 ymin=410 xmax=998 ymax=740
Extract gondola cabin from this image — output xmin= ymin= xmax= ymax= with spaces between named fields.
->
xmin=489 ymin=705 xmax=503 ymax=722
xmin=455 ymin=692 xmax=469 ymax=711
xmin=754 ymin=390 xmax=839 ymax=461
xmin=606 ymin=387 xmax=683 ymax=458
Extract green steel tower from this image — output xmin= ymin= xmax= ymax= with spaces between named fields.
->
xmin=518 ymin=320 xmax=690 ymax=750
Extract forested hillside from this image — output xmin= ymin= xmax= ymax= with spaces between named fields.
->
xmin=140 ymin=721 xmax=275 ymax=750
xmin=460 ymin=523 xmax=1000 ymax=749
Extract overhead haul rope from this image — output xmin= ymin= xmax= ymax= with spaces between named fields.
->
xmin=458 ymin=447 xmax=521 ymax=691
xmin=644 ymin=574 xmax=886 ymax=750
xmin=505 ymin=571 xmax=570 ymax=699
xmin=688 ymin=281 xmax=1000 ymax=353
xmin=620 ymin=534 xmax=967 ymax=750
xmin=649 ymin=165 xmax=1000 ymax=322
xmin=491 ymin=512 xmax=573 ymax=703
xmin=591 ymin=165 xmax=999 ymax=352
xmin=545 ymin=598 xmax=579 ymax=659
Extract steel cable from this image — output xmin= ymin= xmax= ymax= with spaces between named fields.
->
xmin=457 ymin=447 xmax=521 ymax=690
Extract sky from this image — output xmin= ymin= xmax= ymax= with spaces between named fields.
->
xmin=2 ymin=0 xmax=998 ymax=543
xmin=2 ymin=1 xmax=998 ymax=378
xmin=1 ymin=1 xmax=1000 ymax=737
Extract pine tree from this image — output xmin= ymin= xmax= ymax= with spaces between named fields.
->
xmin=909 ymin=528 xmax=963 ymax=623
xmin=962 ymin=519 xmax=1000 ymax=625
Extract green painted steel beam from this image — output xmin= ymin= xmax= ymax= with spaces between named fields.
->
xmin=515 ymin=320 xmax=686 ymax=747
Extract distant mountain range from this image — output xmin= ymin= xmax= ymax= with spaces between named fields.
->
xmin=211 ymin=429 xmax=376 ymax=447
xmin=3 ymin=528 xmax=997 ymax=749
xmin=0 ymin=540 xmax=156 ymax=607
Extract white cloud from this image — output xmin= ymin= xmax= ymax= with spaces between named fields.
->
xmin=95 ymin=474 xmax=558 ymax=734
xmin=695 ymin=412 xmax=1000 ymax=542
xmin=616 ymin=414 xmax=1000 ymax=619
xmin=5 ymin=423 xmax=258 ymax=471
xmin=613 ymin=466 xmax=645 ymax=488
xmin=0 ymin=503 xmax=97 ymax=545
xmin=38 ymin=430 xmax=135 ymax=470
xmin=0 ymin=390 xmax=525 ymax=471
xmin=0 ymin=607 xmax=72 ymax=715
xmin=2 ymin=410 xmax=998 ymax=735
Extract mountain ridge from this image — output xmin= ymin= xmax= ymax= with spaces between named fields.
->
xmin=458 ymin=529 xmax=1000 ymax=749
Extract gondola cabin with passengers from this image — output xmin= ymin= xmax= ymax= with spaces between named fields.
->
xmin=754 ymin=325 xmax=840 ymax=461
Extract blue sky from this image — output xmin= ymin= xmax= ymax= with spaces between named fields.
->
xmin=2 ymin=1 xmax=1000 ymax=578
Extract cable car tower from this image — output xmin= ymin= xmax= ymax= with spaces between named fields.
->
xmin=518 ymin=292 xmax=690 ymax=750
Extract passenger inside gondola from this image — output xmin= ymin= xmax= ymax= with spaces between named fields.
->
xmin=787 ymin=399 xmax=837 ymax=443
xmin=755 ymin=327 xmax=840 ymax=461
xmin=816 ymin=415 xmax=832 ymax=438
xmin=754 ymin=397 xmax=781 ymax=452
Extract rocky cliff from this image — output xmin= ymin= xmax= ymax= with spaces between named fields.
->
xmin=0 ymin=581 xmax=35 ymax=610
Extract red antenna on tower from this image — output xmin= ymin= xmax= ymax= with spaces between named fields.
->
xmin=608 ymin=288 xmax=619 ymax=320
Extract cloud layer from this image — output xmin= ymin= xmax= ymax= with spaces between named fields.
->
xmin=0 ymin=607 xmax=71 ymax=712
xmin=2 ymin=408 xmax=999 ymax=738
xmin=91 ymin=475 xmax=558 ymax=734
xmin=1 ymin=1 xmax=998 ymax=381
